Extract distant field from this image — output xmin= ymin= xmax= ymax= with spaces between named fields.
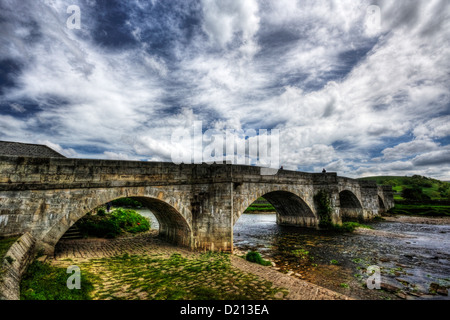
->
xmin=244 ymin=198 xmax=275 ymax=213
xmin=389 ymin=203 xmax=450 ymax=216
xmin=359 ymin=175 xmax=450 ymax=216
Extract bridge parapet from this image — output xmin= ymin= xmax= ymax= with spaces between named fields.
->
xmin=0 ymin=155 xmax=393 ymax=256
xmin=0 ymin=156 xmax=342 ymax=191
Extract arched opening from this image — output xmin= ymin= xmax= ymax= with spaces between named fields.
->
xmin=59 ymin=197 xmax=160 ymax=241
xmin=263 ymin=191 xmax=316 ymax=227
xmin=339 ymin=190 xmax=363 ymax=222
xmin=45 ymin=195 xmax=192 ymax=256
xmin=378 ymin=195 xmax=386 ymax=214
xmin=233 ymin=190 xmax=317 ymax=255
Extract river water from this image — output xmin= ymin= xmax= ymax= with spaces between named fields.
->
xmin=137 ymin=209 xmax=450 ymax=300
xmin=234 ymin=213 xmax=450 ymax=300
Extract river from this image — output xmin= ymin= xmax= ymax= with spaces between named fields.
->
xmin=137 ymin=208 xmax=450 ymax=300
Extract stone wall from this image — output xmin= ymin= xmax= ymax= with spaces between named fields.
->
xmin=0 ymin=232 xmax=36 ymax=300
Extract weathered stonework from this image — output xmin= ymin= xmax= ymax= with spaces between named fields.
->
xmin=0 ymin=232 xmax=36 ymax=300
xmin=0 ymin=156 xmax=394 ymax=255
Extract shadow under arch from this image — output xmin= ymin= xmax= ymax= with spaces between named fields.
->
xmin=133 ymin=196 xmax=192 ymax=247
xmin=339 ymin=190 xmax=363 ymax=221
xmin=236 ymin=190 xmax=317 ymax=228
xmin=378 ymin=195 xmax=386 ymax=214
xmin=41 ymin=193 xmax=193 ymax=255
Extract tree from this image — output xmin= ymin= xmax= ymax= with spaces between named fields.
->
xmin=438 ymin=184 xmax=450 ymax=198
xmin=401 ymin=186 xmax=430 ymax=201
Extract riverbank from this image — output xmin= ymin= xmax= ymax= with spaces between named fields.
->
xmin=20 ymin=231 xmax=349 ymax=300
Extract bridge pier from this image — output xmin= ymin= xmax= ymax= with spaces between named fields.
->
xmin=190 ymin=182 xmax=234 ymax=252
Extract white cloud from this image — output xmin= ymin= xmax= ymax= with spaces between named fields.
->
xmin=37 ymin=140 xmax=79 ymax=158
xmin=1 ymin=0 xmax=450 ymax=180
xmin=201 ymin=0 xmax=260 ymax=48
xmin=413 ymin=116 xmax=450 ymax=139
xmin=412 ymin=146 xmax=450 ymax=166
xmin=103 ymin=151 xmax=140 ymax=161
xmin=381 ymin=139 xmax=440 ymax=161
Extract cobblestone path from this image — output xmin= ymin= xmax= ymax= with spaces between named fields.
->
xmin=50 ymin=231 xmax=351 ymax=300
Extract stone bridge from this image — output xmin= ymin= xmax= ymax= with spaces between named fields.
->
xmin=0 ymin=156 xmax=394 ymax=255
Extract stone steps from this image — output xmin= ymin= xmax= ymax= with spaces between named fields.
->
xmin=61 ymin=225 xmax=83 ymax=240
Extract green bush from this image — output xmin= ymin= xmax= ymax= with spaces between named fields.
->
xmin=97 ymin=208 xmax=106 ymax=216
xmin=77 ymin=208 xmax=150 ymax=238
xmin=314 ymin=190 xmax=333 ymax=228
xmin=111 ymin=208 xmax=151 ymax=234
xmin=401 ymin=186 xmax=431 ymax=201
xmin=332 ymin=222 xmax=373 ymax=233
xmin=245 ymin=251 xmax=271 ymax=266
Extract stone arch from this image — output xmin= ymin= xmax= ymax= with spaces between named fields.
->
xmin=234 ymin=187 xmax=318 ymax=228
xmin=38 ymin=187 xmax=193 ymax=254
xmin=339 ymin=190 xmax=363 ymax=221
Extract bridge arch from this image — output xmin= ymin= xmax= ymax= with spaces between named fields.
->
xmin=39 ymin=187 xmax=193 ymax=254
xmin=339 ymin=190 xmax=363 ymax=221
xmin=233 ymin=186 xmax=318 ymax=228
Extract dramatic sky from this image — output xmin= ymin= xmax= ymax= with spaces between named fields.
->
xmin=1 ymin=0 xmax=449 ymax=179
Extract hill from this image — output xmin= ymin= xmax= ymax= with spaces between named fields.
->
xmin=358 ymin=175 xmax=450 ymax=216
xmin=358 ymin=175 xmax=450 ymax=201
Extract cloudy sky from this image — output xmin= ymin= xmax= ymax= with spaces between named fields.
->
xmin=1 ymin=0 xmax=449 ymax=179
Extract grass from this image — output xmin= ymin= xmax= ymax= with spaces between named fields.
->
xmin=0 ymin=236 xmax=19 ymax=260
xmin=291 ymin=249 xmax=309 ymax=258
xmin=244 ymin=205 xmax=276 ymax=212
xmin=358 ymin=175 xmax=450 ymax=201
xmin=0 ymin=236 xmax=20 ymax=279
xmin=388 ymin=203 xmax=450 ymax=216
xmin=20 ymin=260 xmax=96 ymax=300
xmin=76 ymin=207 xmax=151 ymax=238
xmin=244 ymin=198 xmax=276 ymax=213
xmin=245 ymin=251 xmax=272 ymax=266
xmin=359 ymin=174 xmax=450 ymax=217
xmin=21 ymin=252 xmax=288 ymax=300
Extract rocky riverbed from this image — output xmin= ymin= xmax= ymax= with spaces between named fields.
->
xmin=234 ymin=214 xmax=450 ymax=300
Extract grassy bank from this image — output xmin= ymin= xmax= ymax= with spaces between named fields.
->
xmin=244 ymin=198 xmax=276 ymax=213
xmin=0 ymin=237 xmax=19 ymax=261
xmin=76 ymin=207 xmax=151 ymax=238
xmin=388 ymin=201 xmax=450 ymax=216
xmin=0 ymin=236 xmax=19 ymax=279
xmin=20 ymin=252 xmax=288 ymax=300
xmin=20 ymin=260 xmax=96 ymax=300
